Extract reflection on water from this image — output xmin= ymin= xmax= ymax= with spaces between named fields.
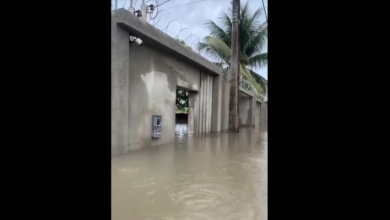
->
xmin=175 ymin=124 xmax=188 ymax=139
xmin=112 ymin=125 xmax=267 ymax=220
xmin=175 ymin=124 xmax=188 ymax=137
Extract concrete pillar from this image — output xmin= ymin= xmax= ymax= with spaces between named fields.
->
xmin=260 ymin=103 xmax=268 ymax=124
xmin=140 ymin=3 xmax=147 ymax=22
xmin=251 ymin=96 xmax=256 ymax=126
xmin=255 ymin=102 xmax=261 ymax=127
xmin=208 ymin=74 xmax=213 ymax=132
xmin=221 ymin=81 xmax=230 ymax=132
xmin=198 ymin=71 xmax=205 ymax=135
xmin=196 ymin=71 xmax=215 ymax=135
xmin=238 ymin=95 xmax=255 ymax=126
xmin=188 ymin=92 xmax=199 ymax=136
xmin=111 ymin=20 xmax=130 ymax=155
xmin=211 ymin=74 xmax=222 ymax=133
xmin=199 ymin=71 xmax=205 ymax=134
xmin=206 ymin=74 xmax=211 ymax=133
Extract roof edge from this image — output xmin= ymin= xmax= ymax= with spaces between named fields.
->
xmin=112 ymin=9 xmax=222 ymax=75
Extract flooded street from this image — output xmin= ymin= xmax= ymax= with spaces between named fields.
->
xmin=112 ymin=126 xmax=267 ymax=220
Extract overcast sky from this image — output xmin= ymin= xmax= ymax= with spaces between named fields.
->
xmin=113 ymin=0 xmax=268 ymax=79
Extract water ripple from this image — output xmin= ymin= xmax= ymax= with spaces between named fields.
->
xmin=170 ymin=183 xmax=237 ymax=212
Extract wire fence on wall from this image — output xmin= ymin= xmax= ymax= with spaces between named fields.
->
xmin=112 ymin=0 xmax=203 ymax=52
xmin=112 ymin=0 xmax=268 ymax=102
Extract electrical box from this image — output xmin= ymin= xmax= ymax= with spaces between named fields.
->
xmin=152 ymin=115 xmax=162 ymax=138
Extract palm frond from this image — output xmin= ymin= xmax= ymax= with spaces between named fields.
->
xmin=248 ymin=53 xmax=267 ymax=69
xmin=218 ymin=12 xmax=232 ymax=46
xmin=221 ymin=65 xmax=231 ymax=81
xmin=238 ymin=3 xmax=266 ymax=60
xmin=197 ymin=42 xmax=225 ymax=63
xmin=220 ymin=64 xmax=266 ymax=95
xmin=244 ymin=29 xmax=267 ymax=59
xmin=248 ymin=7 xmax=264 ymax=27
xmin=200 ymin=0 xmax=268 ymax=94
xmin=248 ymin=69 xmax=267 ymax=95
xmin=204 ymin=20 xmax=228 ymax=43
xmin=197 ymin=36 xmax=232 ymax=63
xmin=240 ymin=1 xmax=250 ymax=23
xmin=219 ymin=11 xmax=232 ymax=29
xmin=239 ymin=64 xmax=265 ymax=94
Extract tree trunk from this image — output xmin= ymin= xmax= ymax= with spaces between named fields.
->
xmin=228 ymin=0 xmax=240 ymax=133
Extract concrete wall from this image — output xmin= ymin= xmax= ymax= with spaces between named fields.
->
xmin=112 ymin=9 xmax=269 ymax=154
xmin=239 ymin=96 xmax=253 ymax=126
xmin=112 ymin=9 xmax=222 ymax=154
xmin=255 ymin=102 xmax=261 ymax=126
xmin=221 ymin=81 xmax=230 ymax=132
xmin=127 ymin=44 xmax=202 ymax=151
xmin=221 ymin=82 xmax=264 ymax=129
xmin=211 ymin=74 xmax=222 ymax=133
xmin=260 ymin=103 xmax=268 ymax=124
xmin=188 ymin=92 xmax=197 ymax=136
xmin=112 ymin=16 xmax=130 ymax=154
xmin=198 ymin=72 xmax=214 ymax=135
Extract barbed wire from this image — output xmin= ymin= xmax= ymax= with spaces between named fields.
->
xmin=150 ymin=2 xmax=202 ymax=51
xmin=112 ymin=0 xmax=203 ymax=53
xmin=147 ymin=0 xmax=174 ymax=20
xmin=162 ymin=19 xmax=181 ymax=33
xmin=175 ymin=28 xmax=192 ymax=39
xmin=150 ymin=9 xmax=171 ymax=26
xmin=189 ymin=38 xmax=200 ymax=49
xmin=184 ymin=34 xmax=200 ymax=45
xmin=113 ymin=0 xmax=267 ymax=99
xmin=149 ymin=3 xmax=160 ymax=20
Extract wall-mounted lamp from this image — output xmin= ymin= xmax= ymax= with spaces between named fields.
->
xmin=130 ymin=35 xmax=143 ymax=46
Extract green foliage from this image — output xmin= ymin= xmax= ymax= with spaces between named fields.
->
xmin=175 ymin=40 xmax=192 ymax=113
xmin=176 ymin=89 xmax=189 ymax=113
xmin=197 ymin=1 xmax=268 ymax=95
xmin=176 ymin=107 xmax=189 ymax=114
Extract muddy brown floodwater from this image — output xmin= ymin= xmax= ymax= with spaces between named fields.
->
xmin=112 ymin=125 xmax=267 ymax=220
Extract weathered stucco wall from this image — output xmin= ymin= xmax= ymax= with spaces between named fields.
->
xmin=239 ymin=96 xmax=253 ymax=126
xmin=198 ymin=72 xmax=214 ymax=135
xmin=255 ymin=102 xmax=261 ymax=126
xmin=112 ymin=18 xmax=130 ymax=154
xmin=260 ymin=103 xmax=268 ymax=124
xmin=211 ymin=74 xmax=222 ymax=133
xmin=222 ymin=83 xmax=262 ymax=129
xmin=221 ymin=81 xmax=230 ymax=131
xmin=126 ymin=43 xmax=202 ymax=151
xmin=112 ymin=9 xmax=222 ymax=155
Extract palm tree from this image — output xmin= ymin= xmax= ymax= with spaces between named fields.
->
xmin=197 ymin=1 xmax=268 ymax=95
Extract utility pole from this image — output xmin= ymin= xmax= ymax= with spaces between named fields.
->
xmin=141 ymin=0 xmax=147 ymax=21
xmin=114 ymin=0 xmax=118 ymax=10
xmin=228 ymin=0 xmax=240 ymax=133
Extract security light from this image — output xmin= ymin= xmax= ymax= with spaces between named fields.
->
xmin=129 ymin=35 xmax=143 ymax=46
